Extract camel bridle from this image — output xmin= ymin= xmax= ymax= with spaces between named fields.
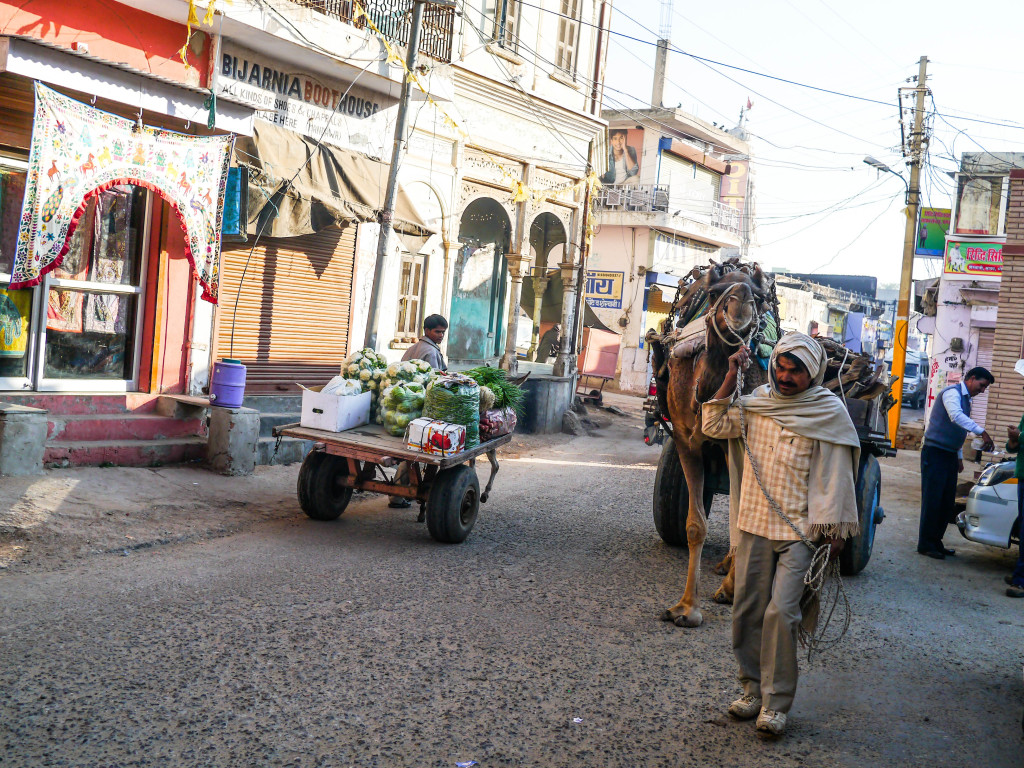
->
xmin=707 ymin=282 xmax=758 ymax=348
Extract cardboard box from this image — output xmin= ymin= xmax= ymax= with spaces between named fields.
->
xmin=300 ymin=386 xmax=371 ymax=432
xmin=405 ymin=417 xmax=466 ymax=457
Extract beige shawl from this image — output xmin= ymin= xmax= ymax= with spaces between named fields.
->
xmin=725 ymin=332 xmax=861 ymax=549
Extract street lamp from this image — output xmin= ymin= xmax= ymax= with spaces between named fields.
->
xmin=864 ymin=156 xmax=909 ymax=199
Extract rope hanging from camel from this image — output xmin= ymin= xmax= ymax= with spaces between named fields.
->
xmin=734 ymin=365 xmax=852 ymax=659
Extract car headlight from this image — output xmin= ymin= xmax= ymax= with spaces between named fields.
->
xmin=978 ymin=462 xmax=1015 ymax=487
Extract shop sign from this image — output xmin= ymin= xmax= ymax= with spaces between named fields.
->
xmin=218 ymin=43 xmax=389 ymax=146
xmin=944 ymin=240 xmax=1002 ymax=280
xmin=585 ymin=270 xmax=623 ymax=309
xmin=916 ymin=207 xmax=950 ymax=257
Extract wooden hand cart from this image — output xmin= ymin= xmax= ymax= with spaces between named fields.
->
xmin=272 ymin=422 xmax=512 ymax=543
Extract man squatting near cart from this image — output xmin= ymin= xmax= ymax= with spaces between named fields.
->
xmin=702 ymin=332 xmax=860 ymax=737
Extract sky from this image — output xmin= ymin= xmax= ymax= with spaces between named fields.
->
xmin=601 ymin=0 xmax=1024 ymax=286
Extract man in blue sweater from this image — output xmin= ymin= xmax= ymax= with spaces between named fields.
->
xmin=919 ymin=367 xmax=995 ymax=559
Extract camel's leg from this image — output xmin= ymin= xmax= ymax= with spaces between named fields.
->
xmin=660 ymin=447 xmax=708 ymax=628
xmin=713 ymin=555 xmax=735 ymax=605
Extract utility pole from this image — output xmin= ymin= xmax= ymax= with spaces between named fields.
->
xmin=363 ymin=0 xmax=429 ymax=351
xmin=887 ymin=55 xmax=929 ymax=443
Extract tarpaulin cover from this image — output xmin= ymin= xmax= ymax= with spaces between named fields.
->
xmin=11 ymin=83 xmax=233 ymax=302
xmin=236 ymin=121 xmax=433 ymax=251
xmin=519 ymin=270 xmax=615 ymax=333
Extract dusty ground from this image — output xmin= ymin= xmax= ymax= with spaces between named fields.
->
xmin=1 ymin=393 xmax=1022 ymax=767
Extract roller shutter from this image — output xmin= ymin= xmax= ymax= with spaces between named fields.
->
xmin=215 ymin=226 xmax=356 ymax=393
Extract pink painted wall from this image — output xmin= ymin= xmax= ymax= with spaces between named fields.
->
xmin=0 ymin=0 xmax=210 ymax=87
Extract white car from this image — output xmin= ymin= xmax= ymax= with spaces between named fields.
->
xmin=957 ymin=461 xmax=1020 ymax=549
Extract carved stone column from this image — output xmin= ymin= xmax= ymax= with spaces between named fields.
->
xmin=499 ymin=251 xmax=530 ymax=374
xmin=527 ymin=273 xmax=550 ymax=361
xmin=553 ymin=259 xmax=578 ymax=377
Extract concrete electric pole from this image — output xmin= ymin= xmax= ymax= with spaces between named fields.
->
xmin=887 ymin=55 xmax=929 ymax=443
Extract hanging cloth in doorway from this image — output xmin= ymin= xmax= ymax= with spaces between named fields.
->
xmin=9 ymin=83 xmax=234 ymax=303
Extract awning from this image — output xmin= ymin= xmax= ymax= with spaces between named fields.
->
xmin=235 ymin=121 xmax=434 ymax=249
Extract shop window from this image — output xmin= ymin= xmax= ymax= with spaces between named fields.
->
xmin=40 ymin=185 xmax=148 ymax=383
xmin=955 ymin=175 xmax=1004 ymax=235
xmin=395 ymin=252 xmax=424 ymax=343
xmin=0 ymin=167 xmax=33 ymax=385
xmin=555 ymin=0 xmax=581 ymax=76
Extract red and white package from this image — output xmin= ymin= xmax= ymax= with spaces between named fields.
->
xmin=405 ymin=417 xmax=467 ymax=457
xmin=479 ymin=407 xmax=517 ymax=441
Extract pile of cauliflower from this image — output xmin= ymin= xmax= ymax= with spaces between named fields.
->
xmin=339 ymin=347 xmax=389 ymax=411
xmin=377 ymin=359 xmax=436 ymax=429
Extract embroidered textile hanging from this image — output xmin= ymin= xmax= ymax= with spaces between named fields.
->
xmin=10 ymin=84 xmax=233 ymax=302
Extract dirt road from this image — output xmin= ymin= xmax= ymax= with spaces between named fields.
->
xmin=1 ymin=394 xmax=1021 ymax=767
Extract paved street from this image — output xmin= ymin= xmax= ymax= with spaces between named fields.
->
xmin=1 ymin=395 xmax=1021 ymax=767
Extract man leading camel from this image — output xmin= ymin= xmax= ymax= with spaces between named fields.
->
xmin=702 ymin=332 xmax=860 ymax=737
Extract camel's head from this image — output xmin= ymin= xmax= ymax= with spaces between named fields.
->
xmin=704 ymin=264 xmax=766 ymax=344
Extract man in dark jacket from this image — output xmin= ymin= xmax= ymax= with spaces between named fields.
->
xmin=918 ymin=367 xmax=994 ymax=559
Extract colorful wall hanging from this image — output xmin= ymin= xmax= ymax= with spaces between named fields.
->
xmin=10 ymin=83 xmax=233 ymax=302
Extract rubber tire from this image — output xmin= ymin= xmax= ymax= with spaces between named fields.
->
xmin=426 ymin=464 xmax=480 ymax=543
xmin=307 ymin=454 xmax=353 ymax=521
xmin=653 ymin=440 xmax=715 ymax=547
xmin=840 ymin=453 xmax=881 ymax=576
xmin=297 ymin=450 xmax=327 ymax=515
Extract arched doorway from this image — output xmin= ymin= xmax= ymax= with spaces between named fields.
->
xmin=449 ymin=198 xmax=511 ymax=362
xmin=518 ymin=212 xmax=566 ymax=361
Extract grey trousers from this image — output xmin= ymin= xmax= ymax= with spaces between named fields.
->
xmin=732 ymin=529 xmax=814 ymax=714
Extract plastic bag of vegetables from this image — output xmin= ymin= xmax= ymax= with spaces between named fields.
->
xmin=376 ymin=359 xmax=436 ymax=425
xmin=423 ymin=373 xmax=480 ymax=448
xmin=380 ymin=382 xmax=428 ymax=436
xmin=320 ymin=376 xmax=363 ymax=396
xmin=480 ymin=407 xmax=517 ymax=440
xmin=341 ymin=347 xmax=388 ymax=410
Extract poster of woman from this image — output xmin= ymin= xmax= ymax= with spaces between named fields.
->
xmin=601 ymin=128 xmax=641 ymax=186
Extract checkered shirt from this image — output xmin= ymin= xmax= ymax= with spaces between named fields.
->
xmin=702 ymin=397 xmax=814 ymax=541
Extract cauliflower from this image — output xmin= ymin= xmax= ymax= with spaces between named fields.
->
xmin=386 ymin=362 xmax=401 ymax=378
xmin=416 ymin=360 xmax=432 ymax=373
xmin=401 ymin=361 xmax=417 ymax=375
xmin=359 ymin=369 xmax=372 ymax=382
xmin=367 ymin=380 xmax=378 ymax=390
xmin=346 ymin=363 xmax=360 ymax=376
xmin=373 ymin=369 xmax=384 ymax=380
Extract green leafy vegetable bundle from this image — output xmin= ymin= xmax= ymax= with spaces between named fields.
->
xmin=463 ymin=366 xmax=525 ymax=417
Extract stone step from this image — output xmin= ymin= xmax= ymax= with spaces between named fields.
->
xmin=257 ymin=436 xmax=311 ymax=466
xmin=1 ymin=392 xmax=161 ymax=415
xmin=44 ymin=437 xmax=207 ymax=468
xmin=48 ymin=413 xmax=207 ymax=442
xmin=243 ymin=394 xmax=303 ymax=413
xmin=258 ymin=412 xmax=302 ymax=438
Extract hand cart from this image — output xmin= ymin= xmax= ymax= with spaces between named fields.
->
xmin=272 ymin=422 xmax=513 ymax=543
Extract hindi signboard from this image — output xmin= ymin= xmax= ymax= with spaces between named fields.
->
xmin=585 ymin=270 xmax=624 ymax=309
xmin=943 ymin=240 xmax=1002 ymax=280
xmin=916 ymin=207 xmax=950 ymax=257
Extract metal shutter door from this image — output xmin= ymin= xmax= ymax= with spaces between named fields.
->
xmin=215 ymin=226 xmax=356 ymax=393
xmin=971 ymin=329 xmax=995 ymax=426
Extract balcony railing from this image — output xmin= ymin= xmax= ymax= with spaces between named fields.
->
xmin=287 ymin=0 xmax=454 ymax=62
xmin=595 ymin=184 xmax=741 ymax=235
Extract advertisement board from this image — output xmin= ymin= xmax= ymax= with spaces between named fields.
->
xmin=916 ymin=207 xmax=950 ymax=257
xmin=585 ymin=270 xmax=624 ymax=309
xmin=943 ymin=240 xmax=1002 ymax=280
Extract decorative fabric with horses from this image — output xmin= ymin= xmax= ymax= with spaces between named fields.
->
xmin=9 ymin=83 xmax=233 ymax=302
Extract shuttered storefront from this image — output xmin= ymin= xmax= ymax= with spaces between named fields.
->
xmin=215 ymin=226 xmax=356 ymax=393
xmin=660 ymin=153 xmax=722 ymax=218
xmin=972 ymin=329 xmax=995 ymax=427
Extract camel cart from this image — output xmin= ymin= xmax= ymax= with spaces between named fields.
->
xmin=652 ymin=391 xmax=895 ymax=576
xmin=272 ymin=422 xmax=512 ymax=543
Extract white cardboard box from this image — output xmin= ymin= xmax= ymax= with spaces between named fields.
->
xmin=299 ymin=387 xmax=371 ymax=432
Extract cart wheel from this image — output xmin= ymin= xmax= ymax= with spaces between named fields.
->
xmin=840 ymin=453 xmax=881 ymax=576
xmin=297 ymin=449 xmax=327 ymax=515
xmin=426 ymin=464 xmax=480 ymax=543
xmin=589 ymin=389 xmax=604 ymax=406
xmin=653 ymin=440 xmax=715 ymax=546
xmin=307 ymin=454 xmax=353 ymax=521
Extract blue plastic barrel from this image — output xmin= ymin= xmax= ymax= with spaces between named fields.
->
xmin=209 ymin=358 xmax=246 ymax=408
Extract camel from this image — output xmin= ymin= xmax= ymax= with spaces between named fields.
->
xmin=650 ymin=259 xmax=775 ymax=628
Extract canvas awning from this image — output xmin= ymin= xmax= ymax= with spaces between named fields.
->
xmin=234 ymin=121 xmax=433 ymax=250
